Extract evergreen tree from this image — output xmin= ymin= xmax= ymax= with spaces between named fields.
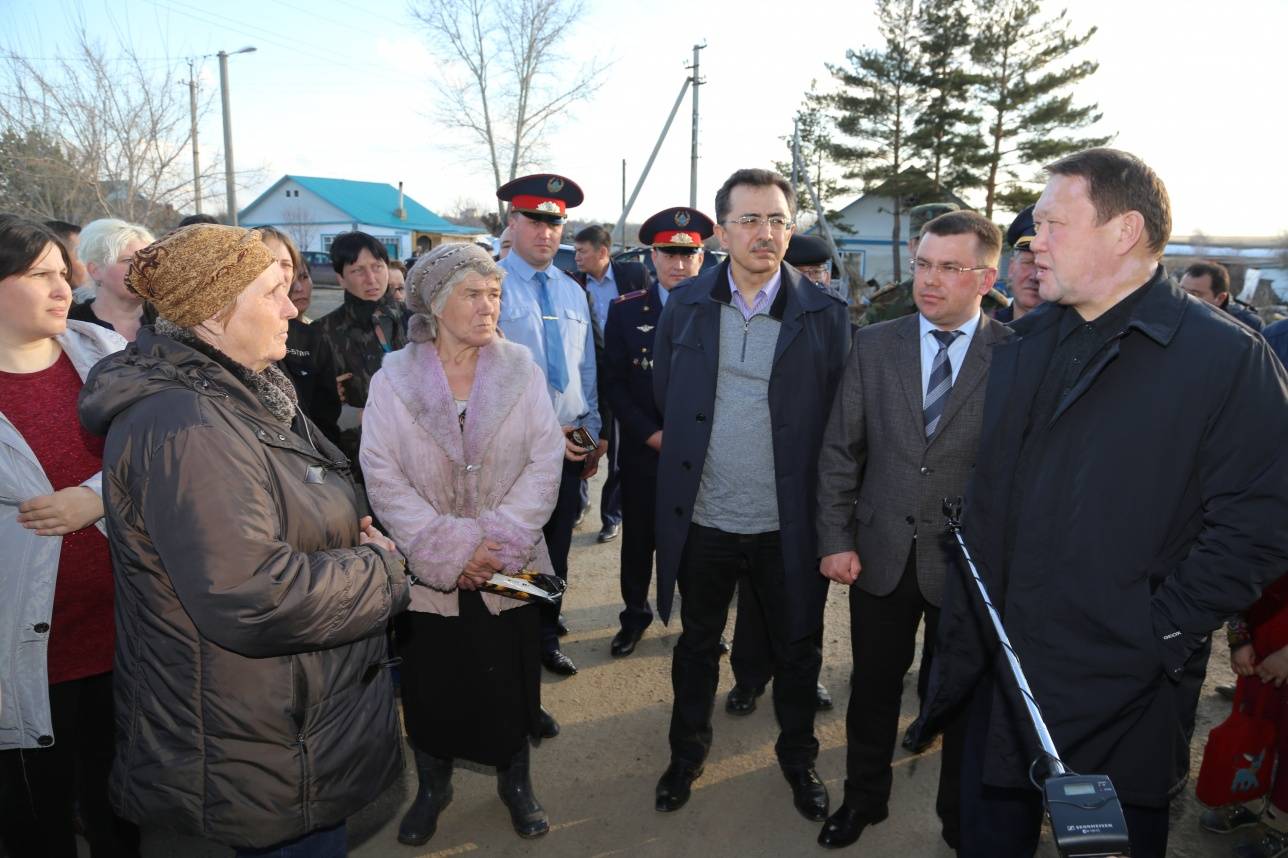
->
xmin=908 ymin=0 xmax=987 ymax=193
xmin=971 ymin=0 xmax=1110 ymax=217
xmin=821 ymin=0 xmax=928 ymax=282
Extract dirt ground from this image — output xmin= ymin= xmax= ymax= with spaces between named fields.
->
xmin=128 ymin=468 xmax=1243 ymax=858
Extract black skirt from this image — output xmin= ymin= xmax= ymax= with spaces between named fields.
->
xmin=395 ymin=591 xmax=541 ymax=767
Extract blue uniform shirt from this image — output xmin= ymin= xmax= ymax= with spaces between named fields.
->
xmin=498 ymin=252 xmax=601 ymax=437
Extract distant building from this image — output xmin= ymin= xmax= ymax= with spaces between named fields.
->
xmin=240 ymin=175 xmax=485 ymax=260
xmin=820 ymin=170 xmax=970 ymax=287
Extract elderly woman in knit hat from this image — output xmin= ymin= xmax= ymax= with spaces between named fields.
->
xmin=78 ymin=224 xmax=411 ymax=857
xmin=360 ymin=242 xmax=564 ymax=845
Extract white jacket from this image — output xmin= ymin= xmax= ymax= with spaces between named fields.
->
xmin=0 ymin=320 xmax=125 ymax=749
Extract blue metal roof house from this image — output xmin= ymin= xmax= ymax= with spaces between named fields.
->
xmin=240 ymin=175 xmax=484 ymax=260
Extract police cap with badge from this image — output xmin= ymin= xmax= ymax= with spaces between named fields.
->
xmin=496 ymin=173 xmax=584 ymax=224
xmin=1006 ymin=204 xmax=1036 ymax=250
xmin=639 ymin=206 xmax=714 ymax=252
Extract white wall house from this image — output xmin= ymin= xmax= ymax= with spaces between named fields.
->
xmin=240 ymin=175 xmax=485 ymax=261
xmin=821 ymin=171 xmax=970 ymax=287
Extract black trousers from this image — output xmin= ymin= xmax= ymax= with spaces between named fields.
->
xmin=617 ymin=458 xmax=656 ymax=632
xmin=0 ymin=672 xmax=140 ymax=858
xmin=844 ymin=551 xmax=964 ymax=836
xmin=668 ymin=524 xmax=821 ymax=769
xmin=540 ymin=458 xmax=583 ymax=653
xmin=600 ymin=420 xmax=622 ymax=528
xmin=958 ymin=673 xmax=1170 ymax=858
xmin=730 ymin=582 xmax=824 ymax=692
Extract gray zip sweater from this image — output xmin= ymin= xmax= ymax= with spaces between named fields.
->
xmin=692 ymin=303 xmax=781 ymax=534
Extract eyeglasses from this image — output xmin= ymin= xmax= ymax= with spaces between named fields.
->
xmin=910 ymin=258 xmax=993 ymax=277
xmin=725 ymin=215 xmax=794 ymax=232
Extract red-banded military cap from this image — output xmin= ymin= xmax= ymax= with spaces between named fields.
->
xmin=639 ymin=206 xmax=715 ymax=252
xmin=496 ymin=173 xmax=584 ymax=223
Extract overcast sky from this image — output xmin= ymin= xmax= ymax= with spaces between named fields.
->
xmin=4 ymin=0 xmax=1285 ymax=237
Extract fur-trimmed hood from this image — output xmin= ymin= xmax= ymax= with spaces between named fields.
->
xmin=376 ymin=337 xmax=535 ymax=467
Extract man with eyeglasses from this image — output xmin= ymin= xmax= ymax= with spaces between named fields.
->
xmin=495 ymin=173 xmax=601 ymax=679
xmin=815 ymin=210 xmax=1010 ymax=850
xmin=651 ymin=168 xmax=850 ymax=823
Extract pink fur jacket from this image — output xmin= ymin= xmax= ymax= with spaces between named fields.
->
xmin=360 ymin=337 xmax=565 ymax=616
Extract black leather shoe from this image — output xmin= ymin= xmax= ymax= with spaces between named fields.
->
xmin=725 ymin=684 xmax=764 ymax=716
xmin=817 ymin=803 xmax=887 ymax=849
xmin=901 ymin=719 xmax=933 ymax=754
xmin=815 ymin=682 xmax=833 ymax=711
xmin=398 ymin=752 xmax=453 ymax=845
xmin=537 ymin=707 xmax=559 ymax=739
xmin=556 ymin=615 xmax=569 ymax=636
xmin=655 ymin=761 xmax=703 ymax=812
xmin=717 ymin=636 xmax=730 ymax=656
xmin=782 ymin=767 xmax=829 ymax=821
xmin=541 ymin=650 xmax=578 ymax=676
xmin=597 ymin=523 xmax=620 ymax=543
xmin=497 ymin=745 xmax=548 ymax=838
xmin=610 ymin=627 xmax=643 ymax=657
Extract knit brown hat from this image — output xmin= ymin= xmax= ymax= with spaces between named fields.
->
xmin=126 ymin=224 xmax=275 ymax=327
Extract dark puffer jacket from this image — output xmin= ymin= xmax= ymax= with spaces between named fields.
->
xmin=78 ymin=327 xmax=411 ymax=849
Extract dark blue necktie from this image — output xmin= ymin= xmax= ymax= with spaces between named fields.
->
xmin=534 ymin=270 xmax=569 ymax=392
xmin=924 ymin=329 xmax=963 ymax=437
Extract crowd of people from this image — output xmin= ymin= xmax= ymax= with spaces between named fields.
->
xmin=0 ymin=145 xmax=1286 ymax=858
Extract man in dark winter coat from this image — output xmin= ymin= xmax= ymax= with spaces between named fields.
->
xmin=650 ymin=168 xmax=850 ymax=821
xmin=918 ymin=148 xmax=1288 ymax=858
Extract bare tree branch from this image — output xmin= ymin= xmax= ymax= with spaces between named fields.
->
xmin=410 ymin=0 xmax=607 ymax=221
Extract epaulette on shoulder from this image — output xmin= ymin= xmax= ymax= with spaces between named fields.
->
xmin=612 ymin=289 xmax=648 ymax=304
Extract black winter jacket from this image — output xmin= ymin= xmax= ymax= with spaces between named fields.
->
xmin=78 ymin=328 xmax=411 ymax=848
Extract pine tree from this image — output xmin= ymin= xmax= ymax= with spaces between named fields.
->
xmin=908 ymin=0 xmax=987 ymax=193
xmin=822 ymin=0 xmax=929 ymax=282
xmin=971 ymin=0 xmax=1110 ymax=217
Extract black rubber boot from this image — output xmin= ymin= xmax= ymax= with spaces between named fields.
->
xmin=496 ymin=745 xmax=549 ymax=838
xmin=398 ymin=751 xmax=453 ymax=846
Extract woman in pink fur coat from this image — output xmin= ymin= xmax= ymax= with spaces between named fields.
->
xmin=360 ymin=242 xmax=565 ymax=846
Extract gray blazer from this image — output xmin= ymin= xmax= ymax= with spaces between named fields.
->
xmin=816 ymin=311 xmax=1010 ymax=607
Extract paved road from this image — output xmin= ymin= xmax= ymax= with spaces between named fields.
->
xmin=128 ymin=473 xmax=1234 ymax=857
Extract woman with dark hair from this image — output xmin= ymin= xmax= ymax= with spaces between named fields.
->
xmin=361 ymin=243 xmax=564 ymax=845
xmin=0 ymin=219 xmax=138 ymax=856
xmin=78 ymin=224 xmax=411 ymax=857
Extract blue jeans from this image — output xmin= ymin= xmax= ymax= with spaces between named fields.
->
xmin=234 ymin=822 xmax=346 ymax=858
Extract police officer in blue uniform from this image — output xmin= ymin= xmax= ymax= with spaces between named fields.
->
xmin=496 ymin=173 xmax=602 ymax=677
xmin=602 ymin=206 xmax=714 ymax=657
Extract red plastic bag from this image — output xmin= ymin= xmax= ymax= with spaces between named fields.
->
xmin=1197 ymin=676 xmax=1280 ymax=807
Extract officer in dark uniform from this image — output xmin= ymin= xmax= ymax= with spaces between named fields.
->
xmin=602 ymin=206 xmax=714 ymax=657
xmin=784 ymin=233 xmax=846 ymax=302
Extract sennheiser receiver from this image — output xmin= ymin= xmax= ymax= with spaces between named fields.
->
xmin=1043 ymin=774 xmax=1131 ymax=857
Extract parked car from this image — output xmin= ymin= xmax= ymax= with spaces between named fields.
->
xmin=300 ymin=250 xmax=339 ymax=286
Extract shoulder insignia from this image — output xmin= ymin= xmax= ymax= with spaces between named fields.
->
xmin=612 ymin=289 xmax=648 ymax=304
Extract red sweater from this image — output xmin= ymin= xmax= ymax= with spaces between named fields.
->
xmin=0 ymin=352 xmax=115 ymax=684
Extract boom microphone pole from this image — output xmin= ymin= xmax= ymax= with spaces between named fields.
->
xmin=943 ymin=498 xmax=1132 ymax=858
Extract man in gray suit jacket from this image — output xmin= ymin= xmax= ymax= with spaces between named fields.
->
xmin=814 ymin=210 xmax=1010 ymax=850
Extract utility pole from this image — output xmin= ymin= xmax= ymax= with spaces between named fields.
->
xmin=620 ymin=159 xmax=626 ymax=250
xmin=217 ymin=46 xmax=256 ymax=225
xmin=612 ymin=76 xmax=692 ymax=243
xmin=686 ymin=43 xmax=705 ymax=208
xmin=187 ymin=60 xmax=202 ymax=214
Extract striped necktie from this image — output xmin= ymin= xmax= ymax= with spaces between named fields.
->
xmin=924 ymin=329 xmax=964 ymax=437
xmin=534 ymin=270 xmax=569 ymax=392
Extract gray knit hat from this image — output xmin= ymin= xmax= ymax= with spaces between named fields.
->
xmin=405 ymin=242 xmax=502 ymax=343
